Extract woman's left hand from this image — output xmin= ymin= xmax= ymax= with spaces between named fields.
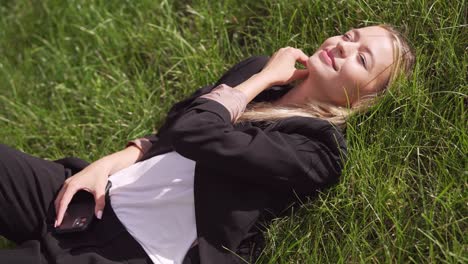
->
xmin=259 ymin=47 xmax=309 ymax=86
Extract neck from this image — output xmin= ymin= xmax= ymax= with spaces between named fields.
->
xmin=272 ymin=77 xmax=322 ymax=107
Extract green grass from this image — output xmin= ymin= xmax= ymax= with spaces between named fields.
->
xmin=0 ymin=0 xmax=466 ymax=263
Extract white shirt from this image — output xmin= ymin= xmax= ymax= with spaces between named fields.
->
xmin=108 ymin=151 xmax=197 ymax=264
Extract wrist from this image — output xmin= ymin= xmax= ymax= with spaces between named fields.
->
xmin=104 ymin=147 xmax=142 ymax=175
xmin=93 ymin=156 xmax=114 ymax=177
xmin=251 ymin=72 xmax=275 ymax=87
xmin=234 ymin=73 xmax=273 ymax=102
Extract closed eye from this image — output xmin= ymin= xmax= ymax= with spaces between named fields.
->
xmin=359 ymin=54 xmax=367 ymax=69
xmin=343 ymin=33 xmax=351 ymax=41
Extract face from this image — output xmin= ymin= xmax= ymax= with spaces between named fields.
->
xmin=305 ymin=26 xmax=395 ymax=107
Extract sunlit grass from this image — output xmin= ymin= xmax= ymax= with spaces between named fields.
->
xmin=0 ymin=0 xmax=466 ymax=263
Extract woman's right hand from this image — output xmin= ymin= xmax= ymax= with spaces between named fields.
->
xmin=54 ymin=159 xmax=111 ymax=227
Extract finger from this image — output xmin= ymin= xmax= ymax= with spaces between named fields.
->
xmin=54 ymin=186 xmax=66 ymax=219
xmin=293 ymin=49 xmax=309 ymax=67
xmin=94 ymin=188 xmax=106 ymax=220
xmin=297 ymin=56 xmax=309 ymax=67
xmin=54 ymin=181 xmax=71 ymax=226
xmin=290 ymin=69 xmax=309 ymax=82
xmin=55 ymin=184 xmax=79 ymax=227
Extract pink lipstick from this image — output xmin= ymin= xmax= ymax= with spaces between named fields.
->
xmin=320 ymin=49 xmax=337 ymax=71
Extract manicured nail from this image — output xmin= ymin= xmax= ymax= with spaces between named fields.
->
xmin=54 ymin=220 xmax=58 ymax=228
xmin=96 ymin=210 xmax=103 ymax=219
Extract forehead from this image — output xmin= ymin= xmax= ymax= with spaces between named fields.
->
xmin=355 ymin=26 xmax=395 ymax=88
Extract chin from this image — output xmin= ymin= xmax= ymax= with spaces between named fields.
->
xmin=307 ymin=53 xmax=320 ymax=71
xmin=308 ymin=53 xmax=329 ymax=76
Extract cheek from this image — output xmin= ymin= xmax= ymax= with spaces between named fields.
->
xmin=319 ymin=36 xmax=339 ymax=49
xmin=321 ymin=65 xmax=365 ymax=106
xmin=339 ymin=67 xmax=369 ymax=101
xmin=308 ymin=71 xmax=349 ymax=105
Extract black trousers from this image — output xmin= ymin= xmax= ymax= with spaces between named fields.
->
xmin=0 ymin=144 xmax=199 ymax=264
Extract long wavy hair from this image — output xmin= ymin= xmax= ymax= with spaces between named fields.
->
xmin=234 ymin=25 xmax=416 ymax=129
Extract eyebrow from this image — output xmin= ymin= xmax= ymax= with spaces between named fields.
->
xmin=352 ymin=29 xmax=375 ymax=71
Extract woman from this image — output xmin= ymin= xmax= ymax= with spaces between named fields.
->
xmin=0 ymin=25 xmax=414 ymax=264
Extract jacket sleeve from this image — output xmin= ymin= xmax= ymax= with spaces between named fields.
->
xmin=126 ymin=83 xmax=249 ymax=154
xmin=167 ymin=95 xmax=345 ymax=194
xmin=126 ymin=134 xmax=158 ymax=153
xmin=126 ymin=56 xmax=269 ymax=155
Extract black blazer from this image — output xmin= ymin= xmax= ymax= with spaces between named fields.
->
xmin=58 ymin=56 xmax=347 ymax=264
xmin=137 ymin=56 xmax=347 ymax=263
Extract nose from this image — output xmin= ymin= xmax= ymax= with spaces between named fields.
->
xmin=336 ymin=41 xmax=357 ymax=58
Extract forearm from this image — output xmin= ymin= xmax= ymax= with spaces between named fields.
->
xmin=198 ymin=71 xmax=275 ymax=123
xmin=234 ymin=47 xmax=308 ymax=102
xmin=233 ymin=73 xmax=272 ymax=103
xmin=88 ymin=145 xmax=143 ymax=177
xmin=125 ymin=69 xmax=271 ymax=158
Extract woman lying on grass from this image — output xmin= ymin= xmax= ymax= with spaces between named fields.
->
xmin=0 ymin=25 xmax=414 ymax=264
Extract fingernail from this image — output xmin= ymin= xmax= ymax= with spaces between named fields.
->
xmin=54 ymin=220 xmax=58 ymax=228
xmin=96 ymin=210 xmax=103 ymax=219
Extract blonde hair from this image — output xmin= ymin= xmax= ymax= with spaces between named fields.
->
xmin=234 ymin=25 xmax=416 ymax=129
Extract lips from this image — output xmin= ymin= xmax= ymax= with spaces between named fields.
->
xmin=320 ymin=49 xmax=337 ymax=71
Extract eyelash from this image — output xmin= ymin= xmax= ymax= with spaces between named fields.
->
xmin=359 ymin=54 xmax=367 ymax=69
xmin=343 ymin=33 xmax=367 ymax=69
